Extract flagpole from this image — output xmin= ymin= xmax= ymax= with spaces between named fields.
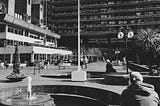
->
xmin=71 ymin=0 xmax=86 ymax=81
xmin=77 ymin=0 xmax=81 ymax=71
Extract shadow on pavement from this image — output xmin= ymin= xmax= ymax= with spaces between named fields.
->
xmin=0 ymin=79 xmax=23 ymax=83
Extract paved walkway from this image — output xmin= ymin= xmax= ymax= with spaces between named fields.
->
xmin=0 ymin=62 xmax=106 ymax=77
xmin=0 ymin=62 xmax=127 ymax=95
xmin=0 ymin=61 xmax=127 ymax=76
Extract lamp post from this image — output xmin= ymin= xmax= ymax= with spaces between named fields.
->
xmin=117 ymin=26 xmax=134 ymax=74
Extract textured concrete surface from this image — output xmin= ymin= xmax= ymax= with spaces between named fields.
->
xmin=0 ymin=62 xmax=127 ymax=95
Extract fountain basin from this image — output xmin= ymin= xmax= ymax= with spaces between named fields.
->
xmin=0 ymin=94 xmax=55 ymax=106
xmin=0 ymin=84 xmax=123 ymax=106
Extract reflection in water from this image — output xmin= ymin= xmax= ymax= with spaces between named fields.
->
xmin=51 ymin=95 xmax=109 ymax=106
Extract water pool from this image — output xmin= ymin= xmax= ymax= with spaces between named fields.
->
xmin=51 ymin=94 xmax=109 ymax=106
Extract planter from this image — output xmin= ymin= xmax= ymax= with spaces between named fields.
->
xmin=6 ymin=73 xmax=26 ymax=81
xmin=6 ymin=76 xmax=26 ymax=81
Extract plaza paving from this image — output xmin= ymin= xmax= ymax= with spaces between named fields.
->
xmin=0 ymin=62 xmax=127 ymax=95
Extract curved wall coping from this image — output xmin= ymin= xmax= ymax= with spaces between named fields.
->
xmin=0 ymin=76 xmax=126 ymax=105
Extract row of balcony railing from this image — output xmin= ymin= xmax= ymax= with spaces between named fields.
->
xmin=52 ymin=15 xmax=160 ymax=28
xmin=55 ymin=20 xmax=160 ymax=29
xmin=0 ymin=39 xmax=57 ymax=49
xmin=7 ymin=25 xmax=56 ymax=43
xmin=50 ymin=0 xmax=160 ymax=9
xmin=81 ymin=0 xmax=160 ymax=8
xmin=51 ymin=6 xmax=160 ymax=16
xmin=56 ymin=21 xmax=160 ymax=35
xmin=50 ymin=12 xmax=160 ymax=24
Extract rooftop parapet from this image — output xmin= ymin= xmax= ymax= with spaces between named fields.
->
xmin=0 ymin=14 xmax=61 ymax=39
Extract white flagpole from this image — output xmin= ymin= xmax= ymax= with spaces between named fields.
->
xmin=71 ymin=0 xmax=86 ymax=81
xmin=77 ymin=0 xmax=81 ymax=71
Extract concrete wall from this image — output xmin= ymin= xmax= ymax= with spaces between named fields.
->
xmin=0 ymin=85 xmax=121 ymax=105
xmin=15 ymin=0 xmax=26 ymax=14
xmin=15 ymin=0 xmax=31 ymax=23
xmin=31 ymin=3 xmax=44 ymax=26
xmin=1 ymin=0 xmax=15 ymax=16
xmin=31 ymin=4 xmax=40 ymax=21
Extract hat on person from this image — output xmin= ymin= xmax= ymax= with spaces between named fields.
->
xmin=106 ymin=59 xmax=110 ymax=63
xmin=130 ymin=72 xmax=143 ymax=82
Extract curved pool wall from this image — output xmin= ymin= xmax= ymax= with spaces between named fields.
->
xmin=0 ymin=85 xmax=121 ymax=106
xmin=104 ymin=73 xmax=160 ymax=96
xmin=51 ymin=94 xmax=108 ymax=106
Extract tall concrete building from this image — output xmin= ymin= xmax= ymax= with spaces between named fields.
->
xmin=45 ymin=0 xmax=160 ymax=60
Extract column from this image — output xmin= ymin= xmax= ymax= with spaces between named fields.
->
xmin=10 ymin=54 xmax=13 ymax=63
xmin=31 ymin=53 xmax=34 ymax=63
xmin=45 ymin=54 xmax=47 ymax=60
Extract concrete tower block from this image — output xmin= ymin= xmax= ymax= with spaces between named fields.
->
xmin=8 ymin=0 xmax=15 ymax=16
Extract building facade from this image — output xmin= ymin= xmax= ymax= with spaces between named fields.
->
xmin=46 ymin=0 xmax=160 ymax=60
xmin=0 ymin=0 xmax=72 ymax=65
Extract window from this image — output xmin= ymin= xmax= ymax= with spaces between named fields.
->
xmin=8 ymin=26 xmax=11 ymax=32
xmin=15 ymin=29 xmax=18 ymax=34
xmin=0 ymin=39 xmax=6 ymax=47
xmin=7 ymin=40 xmax=13 ymax=46
xmin=0 ymin=24 xmax=5 ymax=32
xmin=25 ymin=31 xmax=29 ymax=37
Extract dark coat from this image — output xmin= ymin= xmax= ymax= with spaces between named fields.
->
xmin=121 ymin=83 xmax=159 ymax=106
xmin=105 ymin=62 xmax=116 ymax=74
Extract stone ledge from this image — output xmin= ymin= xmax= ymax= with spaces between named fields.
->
xmin=0 ymin=84 xmax=122 ymax=105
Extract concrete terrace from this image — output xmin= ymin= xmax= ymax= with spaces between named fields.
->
xmin=0 ymin=62 xmax=127 ymax=95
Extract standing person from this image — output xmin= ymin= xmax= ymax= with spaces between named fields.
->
xmin=121 ymin=72 xmax=159 ymax=106
xmin=122 ymin=57 xmax=127 ymax=70
xmin=80 ymin=57 xmax=84 ymax=69
xmin=44 ymin=60 xmax=49 ymax=70
xmin=84 ymin=55 xmax=88 ymax=69
xmin=4 ymin=61 xmax=9 ymax=69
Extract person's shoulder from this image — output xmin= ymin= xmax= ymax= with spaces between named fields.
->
xmin=121 ymin=88 xmax=130 ymax=96
xmin=141 ymin=83 xmax=154 ymax=89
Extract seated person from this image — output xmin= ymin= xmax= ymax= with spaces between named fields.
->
xmin=121 ymin=72 xmax=159 ymax=106
xmin=105 ymin=59 xmax=116 ymax=74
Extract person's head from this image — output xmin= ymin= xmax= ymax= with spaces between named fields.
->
xmin=106 ymin=59 xmax=110 ymax=63
xmin=129 ymin=72 xmax=143 ymax=85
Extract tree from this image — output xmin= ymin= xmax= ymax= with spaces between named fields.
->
xmin=6 ymin=43 xmax=25 ymax=80
xmin=134 ymin=28 xmax=160 ymax=75
xmin=13 ymin=44 xmax=20 ymax=74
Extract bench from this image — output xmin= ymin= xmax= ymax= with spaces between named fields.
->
xmin=128 ymin=62 xmax=149 ymax=72
xmin=58 ymin=63 xmax=71 ymax=69
xmin=0 ymin=63 xmax=4 ymax=68
xmin=20 ymin=63 xmax=27 ymax=68
xmin=1 ymin=63 xmax=27 ymax=69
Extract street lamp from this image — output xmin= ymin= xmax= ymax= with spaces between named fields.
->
xmin=117 ymin=26 xmax=134 ymax=74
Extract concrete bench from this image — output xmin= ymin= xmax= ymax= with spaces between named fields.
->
xmin=58 ymin=63 xmax=71 ymax=69
xmin=20 ymin=63 xmax=27 ymax=68
xmin=0 ymin=63 xmax=4 ymax=68
xmin=128 ymin=62 xmax=149 ymax=72
xmin=2 ymin=63 xmax=27 ymax=69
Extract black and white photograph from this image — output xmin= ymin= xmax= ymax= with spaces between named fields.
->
xmin=0 ymin=0 xmax=159 ymax=106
